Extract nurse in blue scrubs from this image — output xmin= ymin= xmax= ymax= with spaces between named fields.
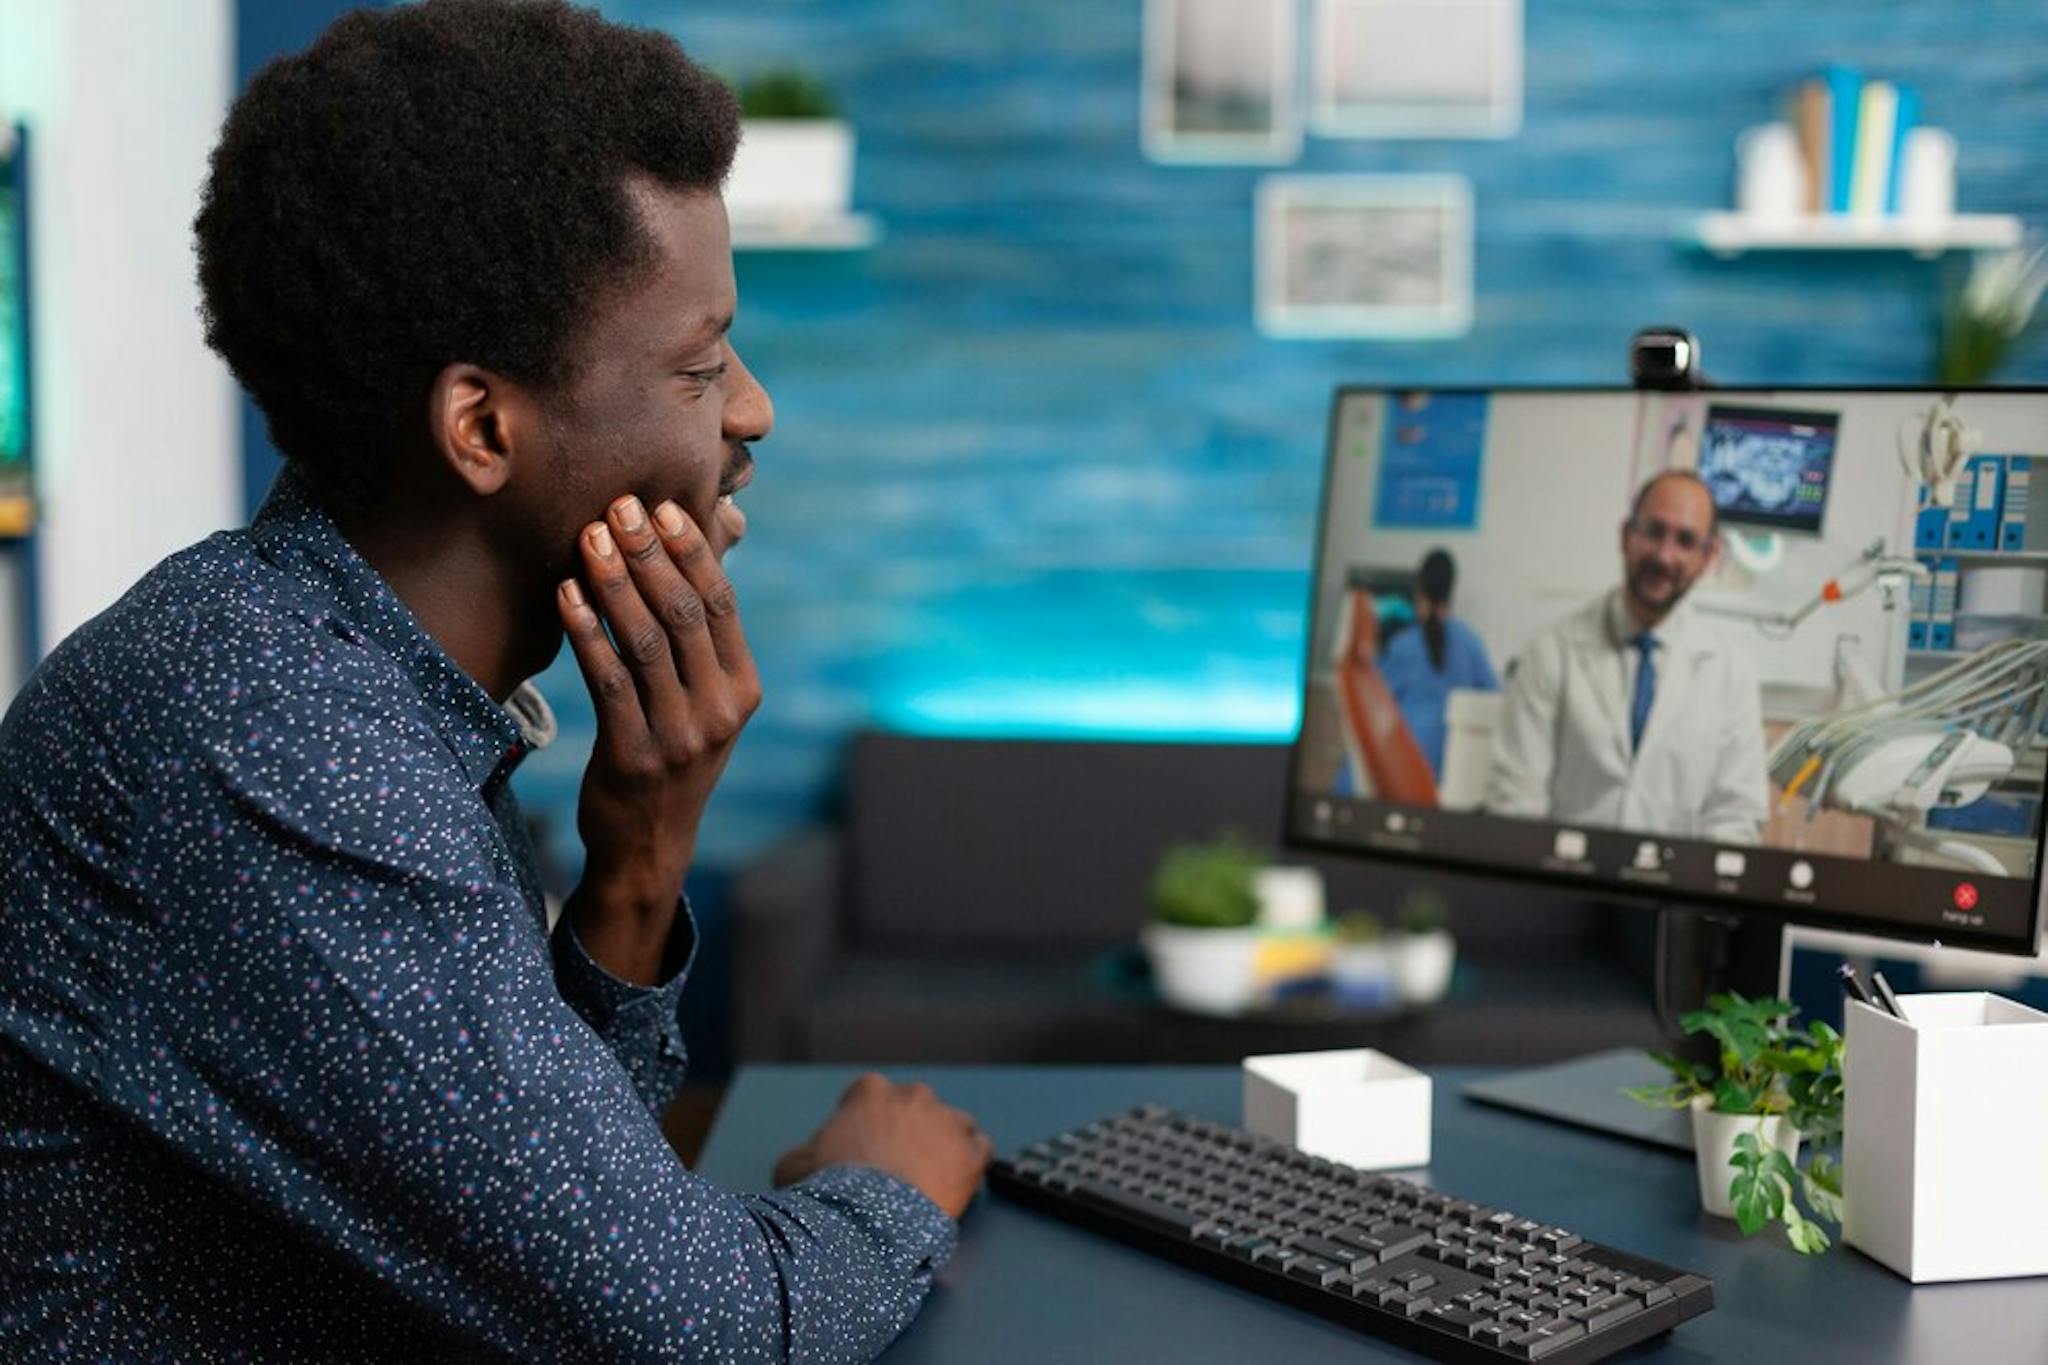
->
xmin=1379 ymin=549 xmax=1498 ymax=779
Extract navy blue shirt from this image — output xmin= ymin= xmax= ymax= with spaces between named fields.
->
xmin=0 ymin=473 xmax=953 ymax=1361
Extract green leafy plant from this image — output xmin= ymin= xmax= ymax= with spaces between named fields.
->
xmin=1935 ymin=241 xmax=2048 ymax=384
xmin=731 ymin=68 xmax=840 ymax=120
xmin=1397 ymin=887 xmax=1449 ymax=936
xmin=1148 ymin=836 xmax=1262 ymax=930
xmin=1331 ymin=909 xmax=1384 ymax=944
xmin=1624 ymin=992 xmax=1845 ymax=1254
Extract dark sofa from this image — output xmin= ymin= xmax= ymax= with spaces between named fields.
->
xmin=732 ymin=733 xmax=1666 ymax=1067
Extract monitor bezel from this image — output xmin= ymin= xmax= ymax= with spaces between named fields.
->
xmin=1283 ymin=382 xmax=2048 ymax=958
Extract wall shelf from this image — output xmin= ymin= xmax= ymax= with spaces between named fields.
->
xmin=1944 ymin=549 xmax=2048 ymax=564
xmin=731 ymin=213 xmax=880 ymax=252
xmin=1684 ymin=212 xmax=2023 ymax=259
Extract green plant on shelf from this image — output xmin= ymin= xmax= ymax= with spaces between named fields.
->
xmin=1397 ymin=887 xmax=1450 ymax=936
xmin=1625 ymin=991 xmax=1845 ymax=1255
xmin=1148 ymin=835 xmax=1262 ymax=930
xmin=728 ymin=68 xmax=840 ymax=121
xmin=1935 ymin=240 xmax=2048 ymax=384
xmin=1330 ymin=909 xmax=1384 ymax=944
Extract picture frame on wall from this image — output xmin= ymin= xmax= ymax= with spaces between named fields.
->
xmin=1255 ymin=175 xmax=1473 ymax=339
xmin=1309 ymin=0 xmax=1523 ymax=140
xmin=1143 ymin=0 xmax=1301 ymax=164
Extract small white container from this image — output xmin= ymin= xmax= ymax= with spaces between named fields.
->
xmin=1843 ymin=993 xmax=2048 ymax=1282
xmin=1390 ymin=930 xmax=1456 ymax=1005
xmin=1735 ymin=122 xmax=1806 ymax=221
xmin=724 ymin=119 xmax=855 ymax=226
xmin=1897 ymin=127 xmax=1958 ymax=226
xmin=1329 ymin=940 xmax=1394 ymax=1005
xmin=1254 ymin=866 xmax=1326 ymax=931
xmin=1242 ymin=1048 xmax=1431 ymax=1170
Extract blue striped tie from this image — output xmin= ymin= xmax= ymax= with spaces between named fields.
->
xmin=1629 ymin=633 xmax=1659 ymax=753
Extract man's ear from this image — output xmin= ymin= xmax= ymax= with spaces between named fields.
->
xmin=426 ymin=363 xmax=532 ymax=497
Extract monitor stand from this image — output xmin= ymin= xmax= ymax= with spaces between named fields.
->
xmin=1461 ymin=907 xmax=1785 ymax=1153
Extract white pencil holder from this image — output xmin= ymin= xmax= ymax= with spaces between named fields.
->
xmin=1842 ymin=992 xmax=2048 ymax=1282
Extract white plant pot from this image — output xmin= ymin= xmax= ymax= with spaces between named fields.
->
xmin=1327 ymin=945 xmax=1392 ymax=986
xmin=1390 ymin=930 xmax=1456 ymax=1005
xmin=725 ymin=119 xmax=854 ymax=226
xmin=1143 ymin=924 xmax=1260 ymax=1016
xmin=1690 ymin=1096 xmax=1801 ymax=1219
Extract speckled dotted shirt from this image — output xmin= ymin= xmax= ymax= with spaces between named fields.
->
xmin=0 ymin=472 xmax=955 ymax=1362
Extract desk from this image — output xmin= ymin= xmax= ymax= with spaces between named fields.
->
xmin=697 ymin=1065 xmax=2048 ymax=1362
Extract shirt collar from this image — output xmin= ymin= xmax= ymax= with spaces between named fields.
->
xmin=1605 ymin=586 xmax=1696 ymax=650
xmin=248 ymin=468 xmax=532 ymax=792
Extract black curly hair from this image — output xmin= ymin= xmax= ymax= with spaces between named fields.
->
xmin=194 ymin=0 xmax=740 ymax=511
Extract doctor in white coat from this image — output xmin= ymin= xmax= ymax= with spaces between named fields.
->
xmin=1486 ymin=470 xmax=1768 ymax=844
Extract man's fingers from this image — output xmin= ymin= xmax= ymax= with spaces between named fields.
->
xmin=653 ymin=500 xmax=756 ymax=680
xmin=610 ymin=497 xmax=723 ymax=692
xmin=556 ymin=578 xmax=651 ymax=746
xmin=578 ymin=517 xmax=688 ymax=726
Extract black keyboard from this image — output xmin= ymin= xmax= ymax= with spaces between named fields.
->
xmin=990 ymin=1105 xmax=1713 ymax=1363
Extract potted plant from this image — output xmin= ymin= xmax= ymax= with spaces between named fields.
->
xmin=1625 ymin=992 xmax=1845 ymax=1254
xmin=1142 ymin=836 xmax=1263 ymax=1016
xmin=1388 ymin=889 xmax=1456 ymax=1006
xmin=721 ymin=68 xmax=856 ymax=233
xmin=1328 ymin=910 xmax=1393 ymax=1006
xmin=1935 ymin=239 xmax=2048 ymax=383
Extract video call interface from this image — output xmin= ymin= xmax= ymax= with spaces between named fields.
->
xmin=1289 ymin=387 xmax=2048 ymax=952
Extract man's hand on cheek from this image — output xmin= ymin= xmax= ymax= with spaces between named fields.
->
xmin=555 ymin=494 xmax=761 ymax=986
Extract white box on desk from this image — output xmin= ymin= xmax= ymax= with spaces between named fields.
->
xmin=1241 ymin=1048 xmax=1431 ymax=1170
xmin=1843 ymin=993 xmax=2048 ymax=1283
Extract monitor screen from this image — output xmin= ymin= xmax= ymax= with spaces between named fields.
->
xmin=1698 ymin=403 xmax=1837 ymax=534
xmin=1287 ymin=386 xmax=2048 ymax=955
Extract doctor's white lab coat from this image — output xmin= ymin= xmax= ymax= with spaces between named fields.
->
xmin=1485 ymin=590 xmax=1769 ymax=845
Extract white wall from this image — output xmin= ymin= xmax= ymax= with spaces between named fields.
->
xmin=0 ymin=0 xmax=238 ymax=675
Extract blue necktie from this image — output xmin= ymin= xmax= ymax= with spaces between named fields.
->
xmin=1629 ymin=632 xmax=1659 ymax=753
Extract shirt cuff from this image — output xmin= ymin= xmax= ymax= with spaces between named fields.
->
xmin=785 ymin=1164 xmax=960 ymax=1279
xmin=550 ymin=898 xmax=698 ymax=1115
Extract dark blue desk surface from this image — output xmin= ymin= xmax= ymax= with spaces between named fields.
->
xmin=697 ymin=1065 xmax=2046 ymax=1363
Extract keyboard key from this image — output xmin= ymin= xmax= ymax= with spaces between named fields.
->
xmin=1428 ymin=1305 xmax=1490 ymax=1334
xmin=1510 ymin=1322 xmax=1588 ymax=1359
xmin=1286 ymin=1234 xmax=1372 ymax=1266
xmin=1285 ymin=1255 xmax=1349 ymax=1289
xmin=1070 ymin=1180 xmax=1203 ymax=1237
xmin=1581 ymin=1301 xmax=1646 ymax=1334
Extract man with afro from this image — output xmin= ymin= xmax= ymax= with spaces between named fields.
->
xmin=0 ymin=3 xmax=989 ymax=1359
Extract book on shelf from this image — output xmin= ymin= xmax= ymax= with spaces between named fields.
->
xmin=1822 ymin=65 xmax=1862 ymax=214
xmin=1773 ymin=68 xmax=1923 ymax=223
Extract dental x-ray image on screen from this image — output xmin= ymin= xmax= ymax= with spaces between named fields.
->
xmin=1698 ymin=404 xmax=1838 ymax=535
xmin=1289 ymin=386 xmax=2048 ymax=954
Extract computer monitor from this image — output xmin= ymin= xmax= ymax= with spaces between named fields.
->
xmin=1286 ymin=385 xmax=2048 ymax=962
xmin=1698 ymin=402 xmax=1837 ymax=536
